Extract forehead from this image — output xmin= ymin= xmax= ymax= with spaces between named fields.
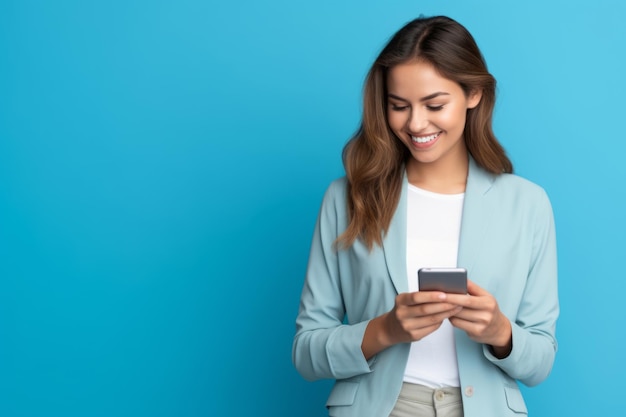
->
xmin=386 ymin=61 xmax=463 ymax=96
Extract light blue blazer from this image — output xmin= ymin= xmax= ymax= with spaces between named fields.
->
xmin=293 ymin=158 xmax=559 ymax=417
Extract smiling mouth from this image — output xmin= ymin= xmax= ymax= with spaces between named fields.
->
xmin=411 ymin=132 xmax=441 ymax=144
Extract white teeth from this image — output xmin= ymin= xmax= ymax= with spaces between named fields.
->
xmin=411 ymin=132 xmax=440 ymax=143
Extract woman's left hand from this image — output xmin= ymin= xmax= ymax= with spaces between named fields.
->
xmin=445 ymin=280 xmax=513 ymax=359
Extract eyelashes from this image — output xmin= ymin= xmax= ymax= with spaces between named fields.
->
xmin=389 ymin=104 xmax=445 ymax=112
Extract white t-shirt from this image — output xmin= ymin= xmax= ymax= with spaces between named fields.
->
xmin=403 ymin=183 xmax=464 ymax=388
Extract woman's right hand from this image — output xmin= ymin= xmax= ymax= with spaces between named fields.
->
xmin=361 ymin=292 xmax=463 ymax=360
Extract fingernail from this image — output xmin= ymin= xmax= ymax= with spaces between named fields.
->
xmin=438 ymin=293 xmax=447 ymax=300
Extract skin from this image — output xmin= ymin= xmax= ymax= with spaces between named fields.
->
xmin=361 ymin=60 xmax=512 ymax=360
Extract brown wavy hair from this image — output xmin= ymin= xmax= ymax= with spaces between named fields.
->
xmin=337 ymin=15 xmax=512 ymax=250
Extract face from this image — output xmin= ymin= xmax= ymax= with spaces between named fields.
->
xmin=386 ymin=60 xmax=481 ymax=175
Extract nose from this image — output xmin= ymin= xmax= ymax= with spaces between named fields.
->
xmin=408 ymin=108 xmax=428 ymax=133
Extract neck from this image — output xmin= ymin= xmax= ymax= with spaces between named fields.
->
xmin=406 ymin=150 xmax=469 ymax=194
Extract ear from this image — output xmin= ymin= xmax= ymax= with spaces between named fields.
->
xmin=467 ymin=89 xmax=482 ymax=109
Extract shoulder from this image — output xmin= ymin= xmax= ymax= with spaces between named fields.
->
xmin=316 ymin=177 xmax=349 ymax=226
xmin=494 ymin=173 xmax=545 ymax=192
xmin=321 ymin=177 xmax=348 ymax=206
xmin=489 ymin=173 xmax=555 ymax=225
xmin=469 ymin=159 xmax=552 ymax=208
xmin=492 ymin=173 xmax=551 ymax=203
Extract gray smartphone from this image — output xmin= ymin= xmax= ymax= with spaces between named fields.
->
xmin=418 ymin=267 xmax=467 ymax=294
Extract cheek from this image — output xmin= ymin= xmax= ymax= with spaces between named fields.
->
xmin=437 ymin=107 xmax=467 ymax=130
xmin=387 ymin=112 xmax=405 ymax=132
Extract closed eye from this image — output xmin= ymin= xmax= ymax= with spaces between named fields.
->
xmin=427 ymin=105 xmax=444 ymax=111
xmin=390 ymin=104 xmax=409 ymax=111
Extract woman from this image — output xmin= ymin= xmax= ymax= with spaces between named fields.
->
xmin=293 ymin=15 xmax=558 ymax=417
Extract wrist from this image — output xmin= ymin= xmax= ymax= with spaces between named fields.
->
xmin=362 ymin=314 xmax=392 ymax=360
xmin=490 ymin=341 xmax=512 ymax=359
xmin=373 ymin=313 xmax=396 ymax=351
xmin=490 ymin=317 xmax=512 ymax=359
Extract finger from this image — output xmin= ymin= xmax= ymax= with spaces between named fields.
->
xmin=408 ymin=302 xmax=461 ymax=318
xmin=449 ymin=315 xmax=498 ymax=344
xmin=449 ymin=316 xmax=479 ymax=335
xmin=396 ymin=301 xmax=458 ymax=322
xmin=467 ymin=279 xmax=489 ymax=296
xmin=405 ymin=307 xmax=462 ymax=329
xmin=441 ymin=292 xmax=474 ymax=308
xmin=448 ymin=306 xmax=477 ymax=321
xmin=408 ymin=322 xmax=443 ymax=341
xmin=401 ymin=291 xmax=449 ymax=306
xmin=395 ymin=292 xmax=421 ymax=307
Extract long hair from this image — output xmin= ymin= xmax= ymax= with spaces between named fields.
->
xmin=337 ymin=15 xmax=512 ymax=250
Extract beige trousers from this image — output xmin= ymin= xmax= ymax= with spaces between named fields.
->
xmin=389 ymin=383 xmax=464 ymax=417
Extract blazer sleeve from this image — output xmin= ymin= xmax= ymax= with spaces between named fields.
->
xmin=483 ymin=187 xmax=559 ymax=386
xmin=292 ymin=180 xmax=373 ymax=381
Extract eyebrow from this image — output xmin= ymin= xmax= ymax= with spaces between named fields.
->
xmin=387 ymin=92 xmax=450 ymax=102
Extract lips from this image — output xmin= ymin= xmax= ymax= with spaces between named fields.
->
xmin=411 ymin=132 xmax=441 ymax=144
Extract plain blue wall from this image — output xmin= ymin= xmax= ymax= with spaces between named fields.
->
xmin=1 ymin=1 xmax=625 ymax=416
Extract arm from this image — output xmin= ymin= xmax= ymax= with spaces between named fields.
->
xmin=486 ymin=189 xmax=559 ymax=386
xmin=292 ymin=181 xmax=373 ymax=381
xmin=292 ymin=180 xmax=463 ymax=380
xmin=448 ymin=188 xmax=558 ymax=386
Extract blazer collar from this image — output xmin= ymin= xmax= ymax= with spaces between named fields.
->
xmin=381 ymin=157 xmax=496 ymax=294
xmin=457 ymin=157 xmax=496 ymax=274
xmin=382 ymin=172 xmax=409 ymax=295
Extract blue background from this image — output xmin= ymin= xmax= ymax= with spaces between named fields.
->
xmin=1 ymin=1 xmax=624 ymax=416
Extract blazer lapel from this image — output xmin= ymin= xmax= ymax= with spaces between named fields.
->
xmin=382 ymin=159 xmax=495 ymax=294
xmin=457 ymin=157 xmax=496 ymax=274
xmin=382 ymin=173 xmax=409 ymax=295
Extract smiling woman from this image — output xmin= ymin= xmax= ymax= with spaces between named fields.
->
xmin=292 ymin=15 xmax=558 ymax=417
xmin=386 ymin=61 xmax=482 ymax=192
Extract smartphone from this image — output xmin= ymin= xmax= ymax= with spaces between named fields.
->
xmin=418 ymin=267 xmax=467 ymax=294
